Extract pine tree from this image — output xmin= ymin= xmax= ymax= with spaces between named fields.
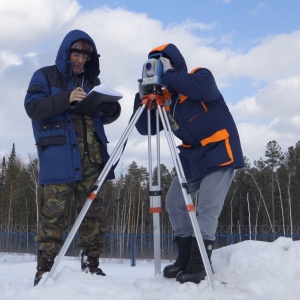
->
xmin=0 ymin=156 xmax=7 ymax=227
xmin=263 ymin=141 xmax=284 ymax=227
xmin=6 ymin=144 xmax=17 ymax=232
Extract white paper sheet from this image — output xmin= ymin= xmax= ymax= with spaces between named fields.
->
xmin=87 ymin=82 xmax=123 ymax=98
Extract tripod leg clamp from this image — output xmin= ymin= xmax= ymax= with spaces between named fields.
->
xmin=186 ymin=204 xmax=196 ymax=212
xmin=149 ymin=188 xmax=162 ymax=213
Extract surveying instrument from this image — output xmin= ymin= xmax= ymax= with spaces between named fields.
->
xmin=43 ymin=55 xmax=215 ymax=289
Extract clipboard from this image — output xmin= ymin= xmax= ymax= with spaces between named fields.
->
xmin=71 ymin=84 xmax=123 ymax=116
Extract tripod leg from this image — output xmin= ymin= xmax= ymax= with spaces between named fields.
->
xmin=42 ymin=104 xmax=147 ymax=285
xmin=157 ymin=105 xmax=215 ymax=289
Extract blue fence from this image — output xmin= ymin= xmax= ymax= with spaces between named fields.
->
xmin=1 ymin=232 xmax=299 ymax=263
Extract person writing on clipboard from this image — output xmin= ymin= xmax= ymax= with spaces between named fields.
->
xmin=24 ymin=29 xmax=121 ymax=286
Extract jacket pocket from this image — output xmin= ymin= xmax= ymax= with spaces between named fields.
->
xmin=39 ymin=120 xmax=65 ymax=131
xmin=200 ymin=129 xmax=233 ymax=166
xmin=187 ymin=101 xmax=208 ymax=122
xmin=37 ymin=135 xmax=66 ymax=147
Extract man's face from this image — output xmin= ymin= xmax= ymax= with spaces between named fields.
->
xmin=70 ymin=51 xmax=90 ymax=74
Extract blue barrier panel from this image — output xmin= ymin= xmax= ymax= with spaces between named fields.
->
xmin=1 ymin=232 xmax=299 ymax=264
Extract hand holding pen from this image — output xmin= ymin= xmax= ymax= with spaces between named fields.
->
xmin=69 ymin=87 xmax=86 ymax=105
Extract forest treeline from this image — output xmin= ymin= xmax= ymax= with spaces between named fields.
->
xmin=1 ymin=140 xmax=300 ymax=236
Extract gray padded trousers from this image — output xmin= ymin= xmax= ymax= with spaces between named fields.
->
xmin=165 ymin=168 xmax=234 ymax=241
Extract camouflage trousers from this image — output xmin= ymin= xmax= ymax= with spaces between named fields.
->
xmin=36 ymin=156 xmax=108 ymax=257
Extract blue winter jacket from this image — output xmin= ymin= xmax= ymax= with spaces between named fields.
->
xmin=134 ymin=43 xmax=244 ymax=179
xmin=24 ymin=30 xmax=115 ymax=184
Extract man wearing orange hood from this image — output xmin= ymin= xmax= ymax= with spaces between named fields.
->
xmin=134 ymin=43 xmax=244 ymax=284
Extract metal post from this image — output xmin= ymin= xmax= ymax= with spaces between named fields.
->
xmin=147 ymin=107 xmax=162 ymax=275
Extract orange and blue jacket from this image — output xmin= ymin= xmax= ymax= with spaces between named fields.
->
xmin=134 ymin=43 xmax=244 ymax=179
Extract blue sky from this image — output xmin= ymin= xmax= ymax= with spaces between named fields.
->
xmin=0 ymin=0 xmax=300 ymax=172
xmin=83 ymin=0 xmax=299 ymax=105
xmin=79 ymin=0 xmax=300 ymax=48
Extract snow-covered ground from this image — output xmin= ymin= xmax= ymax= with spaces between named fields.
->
xmin=1 ymin=237 xmax=300 ymax=300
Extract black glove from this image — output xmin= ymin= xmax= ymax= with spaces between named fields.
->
xmin=97 ymin=102 xmax=118 ymax=114
xmin=101 ymin=102 xmax=121 ymax=125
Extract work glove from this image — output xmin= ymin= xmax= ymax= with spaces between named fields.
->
xmin=159 ymin=57 xmax=172 ymax=73
xmin=101 ymin=102 xmax=121 ymax=125
xmin=97 ymin=102 xmax=118 ymax=114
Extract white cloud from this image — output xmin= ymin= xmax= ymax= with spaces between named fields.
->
xmin=250 ymin=1 xmax=268 ymax=16
xmin=256 ymin=76 xmax=300 ymax=117
xmin=0 ymin=0 xmax=81 ymax=49
xmin=291 ymin=116 xmax=300 ymax=129
xmin=0 ymin=51 xmax=22 ymax=72
xmin=224 ymin=32 xmax=300 ymax=80
xmin=228 ymin=96 xmax=264 ymax=120
xmin=237 ymin=122 xmax=280 ymax=162
xmin=0 ymin=1 xmax=299 ymax=168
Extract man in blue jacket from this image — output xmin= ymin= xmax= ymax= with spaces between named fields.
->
xmin=25 ymin=29 xmax=120 ymax=286
xmin=134 ymin=43 xmax=244 ymax=284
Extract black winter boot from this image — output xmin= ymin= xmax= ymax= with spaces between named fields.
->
xmin=176 ymin=238 xmax=214 ymax=284
xmin=163 ymin=236 xmax=193 ymax=278
xmin=81 ymin=250 xmax=106 ymax=276
xmin=34 ymin=251 xmax=55 ymax=286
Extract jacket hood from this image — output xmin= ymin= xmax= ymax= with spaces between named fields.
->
xmin=148 ymin=43 xmax=187 ymax=72
xmin=55 ymin=29 xmax=100 ymax=83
